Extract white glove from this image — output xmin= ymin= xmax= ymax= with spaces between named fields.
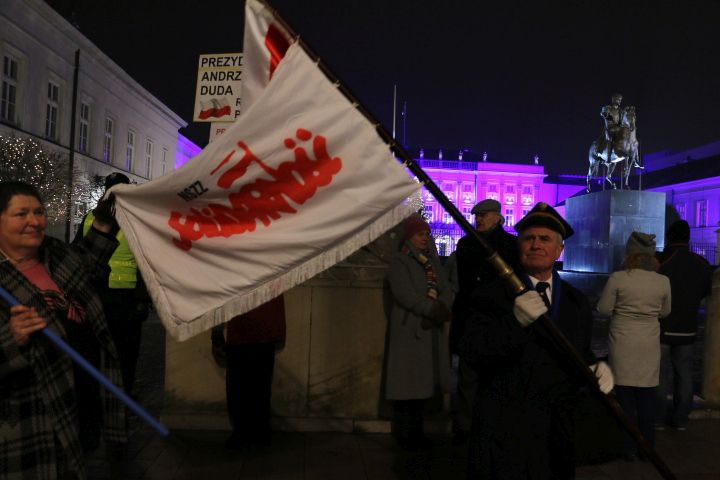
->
xmin=512 ymin=290 xmax=548 ymax=327
xmin=591 ymin=361 xmax=614 ymax=394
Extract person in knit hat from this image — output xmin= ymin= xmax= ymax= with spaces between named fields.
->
xmin=655 ymin=220 xmax=714 ymax=431
xmin=598 ymin=231 xmax=671 ymax=460
xmin=384 ymin=214 xmax=453 ymax=450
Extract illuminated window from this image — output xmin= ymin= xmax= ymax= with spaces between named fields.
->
xmin=696 ymin=200 xmax=708 ymax=227
xmin=675 ymin=203 xmax=686 ymax=220
xmin=125 ymin=130 xmax=136 ymax=171
xmin=144 ymin=139 xmax=153 ymax=178
xmin=78 ymin=102 xmax=90 ymax=153
xmin=424 ymin=205 xmax=434 ymax=220
xmin=103 ymin=117 xmax=114 ymax=162
xmin=521 ymin=186 xmax=533 ymax=206
xmin=45 ymin=81 xmax=59 ymax=139
xmin=1 ymin=55 xmax=18 ymax=123
xmin=161 ymin=147 xmax=168 ymax=175
xmin=505 ymin=209 xmax=515 ymax=227
xmin=462 ymin=206 xmax=472 ymax=222
xmin=443 ymin=212 xmax=452 ymax=224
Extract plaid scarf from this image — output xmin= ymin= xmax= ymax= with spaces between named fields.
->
xmin=402 ymin=242 xmax=438 ymax=300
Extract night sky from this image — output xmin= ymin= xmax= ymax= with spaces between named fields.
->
xmin=47 ymin=0 xmax=720 ymax=175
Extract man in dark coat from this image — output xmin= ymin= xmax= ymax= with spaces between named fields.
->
xmin=450 ymin=198 xmax=520 ymax=444
xmin=656 ymin=220 xmax=714 ymax=430
xmin=460 ymin=202 xmax=614 ymax=480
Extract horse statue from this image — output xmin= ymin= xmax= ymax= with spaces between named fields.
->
xmin=618 ymin=106 xmax=641 ymax=187
xmin=587 ymin=105 xmax=641 ymax=191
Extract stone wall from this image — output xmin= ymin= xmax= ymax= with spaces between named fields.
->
xmin=161 ymin=243 xmax=400 ymax=431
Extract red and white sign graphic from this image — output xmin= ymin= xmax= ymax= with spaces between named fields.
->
xmin=193 ymin=53 xmax=243 ymax=122
xmin=112 ymin=43 xmax=419 ymax=341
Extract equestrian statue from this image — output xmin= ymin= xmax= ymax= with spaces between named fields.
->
xmin=588 ymin=93 xmax=642 ymax=191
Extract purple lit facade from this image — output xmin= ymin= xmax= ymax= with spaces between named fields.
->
xmin=176 ymin=133 xmax=203 ymax=169
xmin=416 ymin=154 xmax=585 ymax=256
xmin=419 ymin=140 xmax=720 ymax=264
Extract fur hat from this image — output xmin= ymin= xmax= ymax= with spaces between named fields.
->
xmin=514 ymin=202 xmax=574 ymax=240
xmin=625 ymin=231 xmax=656 ymax=256
xmin=666 ymin=220 xmax=690 ymax=244
xmin=403 ymin=215 xmax=430 ymax=240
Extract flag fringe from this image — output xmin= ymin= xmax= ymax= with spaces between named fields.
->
xmin=153 ymin=201 xmax=414 ymax=341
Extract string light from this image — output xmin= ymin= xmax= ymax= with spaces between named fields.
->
xmin=0 ymin=135 xmax=102 ymax=224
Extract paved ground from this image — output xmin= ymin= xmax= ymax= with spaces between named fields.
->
xmin=87 ymin=421 xmax=720 ymax=479
xmin=86 ymin=315 xmax=720 ymax=479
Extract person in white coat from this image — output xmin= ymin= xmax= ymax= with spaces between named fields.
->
xmin=597 ymin=231 xmax=671 ymax=461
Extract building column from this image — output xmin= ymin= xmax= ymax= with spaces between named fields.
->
xmin=703 ymin=267 xmax=720 ymax=407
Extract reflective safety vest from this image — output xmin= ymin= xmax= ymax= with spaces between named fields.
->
xmin=83 ymin=212 xmax=138 ymax=289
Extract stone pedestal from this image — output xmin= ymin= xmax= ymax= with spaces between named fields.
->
xmin=564 ymin=190 xmax=666 ymax=273
xmin=161 ymin=264 xmax=395 ymax=432
xmin=704 ymin=268 xmax=720 ymax=407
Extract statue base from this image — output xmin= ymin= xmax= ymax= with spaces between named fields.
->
xmin=563 ymin=190 xmax=666 ymax=273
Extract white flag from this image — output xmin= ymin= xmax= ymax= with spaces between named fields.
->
xmin=112 ymin=42 xmax=419 ymax=341
xmin=241 ymin=0 xmax=292 ymax=112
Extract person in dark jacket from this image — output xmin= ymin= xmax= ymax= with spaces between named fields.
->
xmin=460 ymin=202 xmax=614 ymax=480
xmin=656 ymin=220 xmax=714 ymax=430
xmin=450 ymin=198 xmax=520 ymax=444
xmin=74 ymin=172 xmax=151 ymax=398
xmin=224 ymin=295 xmax=286 ymax=449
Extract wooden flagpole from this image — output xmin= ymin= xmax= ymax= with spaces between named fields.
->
xmin=257 ymin=2 xmax=676 ymax=478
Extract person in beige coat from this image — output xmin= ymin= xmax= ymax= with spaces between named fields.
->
xmin=384 ymin=215 xmax=453 ymax=449
xmin=597 ymin=231 xmax=671 ymax=461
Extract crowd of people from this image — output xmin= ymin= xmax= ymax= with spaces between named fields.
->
xmin=383 ymin=201 xmax=714 ymax=478
xmin=0 ymin=175 xmax=715 ymax=479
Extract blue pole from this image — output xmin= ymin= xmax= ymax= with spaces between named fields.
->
xmin=0 ymin=286 xmax=169 ymax=437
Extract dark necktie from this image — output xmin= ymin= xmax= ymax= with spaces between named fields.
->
xmin=536 ymin=282 xmax=551 ymax=309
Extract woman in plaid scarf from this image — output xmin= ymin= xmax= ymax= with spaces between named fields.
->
xmin=384 ymin=215 xmax=454 ymax=450
xmin=0 ymin=181 xmax=126 ymax=480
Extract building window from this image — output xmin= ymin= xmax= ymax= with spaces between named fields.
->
xmin=125 ymin=130 xmax=136 ymax=171
xmin=696 ymin=200 xmax=708 ymax=227
xmin=675 ymin=203 xmax=686 ymax=220
xmin=1 ymin=55 xmax=18 ymax=123
xmin=161 ymin=147 xmax=168 ymax=175
xmin=424 ymin=205 xmax=434 ymax=221
xmin=506 ymin=185 xmax=515 ymax=193
xmin=45 ymin=81 xmax=60 ymax=139
xmin=462 ymin=206 xmax=472 ymax=222
xmin=144 ymin=139 xmax=153 ymax=178
xmin=78 ymin=102 xmax=90 ymax=153
xmin=463 ymin=183 xmax=473 ymax=192
xmin=487 ymin=184 xmax=497 ymax=193
xmin=521 ymin=186 xmax=534 ymax=206
xmin=522 ymin=208 xmax=531 ymax=217
xmin=443 ymin=211 xmax=452 ymax=224
xmin=505 ymin=209 xmax=515 ymax=227
xmin=103 ymin=117 xmax=114 ymax=162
